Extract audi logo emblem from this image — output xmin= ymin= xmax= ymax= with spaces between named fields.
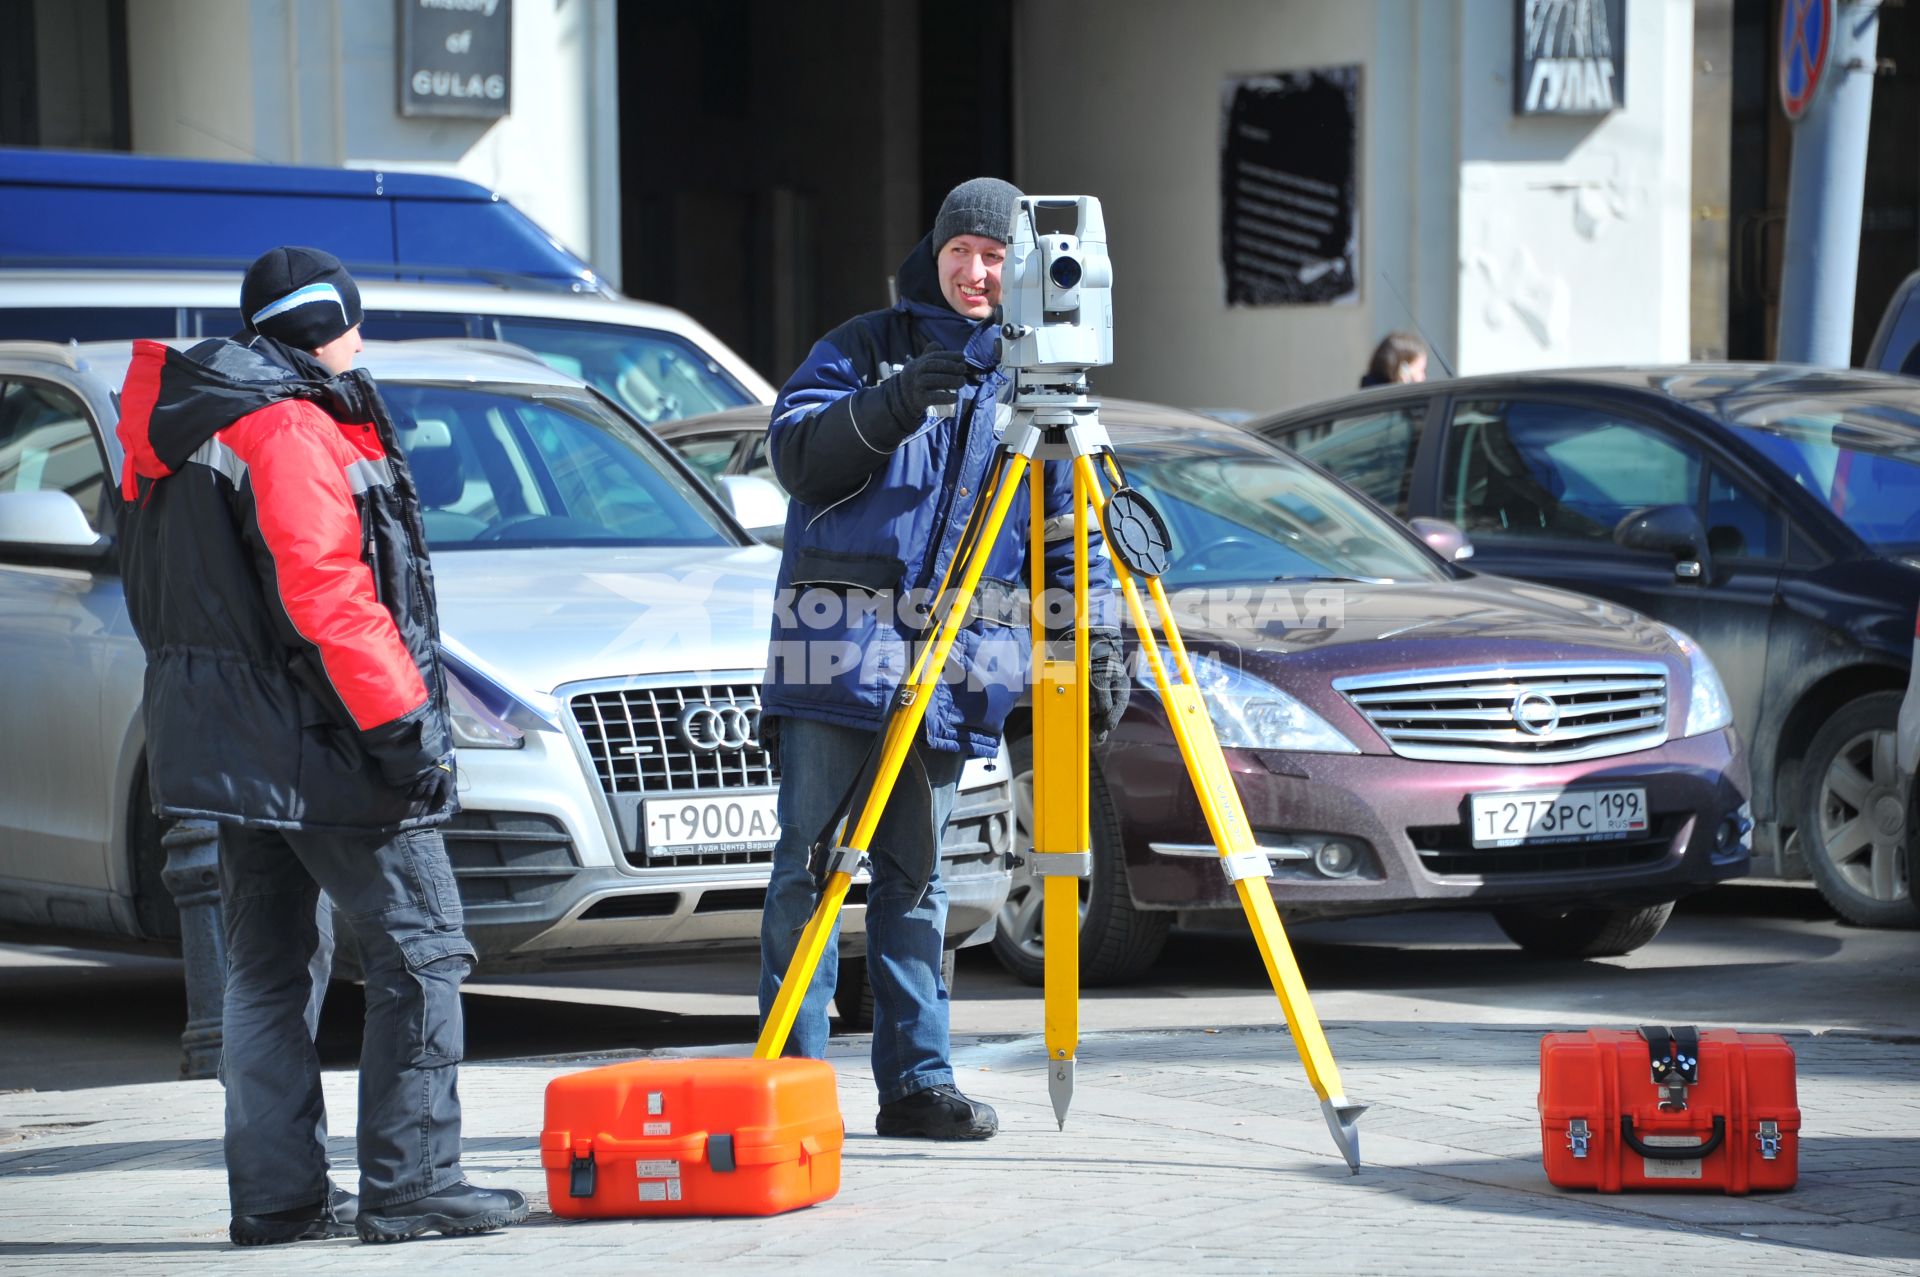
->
xmin=1511 ymin=691 xmax=1561 ymax=737
xmin=678 ymin=704 xmax=759 ymax=752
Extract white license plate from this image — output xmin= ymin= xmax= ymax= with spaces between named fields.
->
xmin=643 ymin=792 xmax=781 ymax=853
xmin=1469 ymin=787 xmax=1648 ymax=848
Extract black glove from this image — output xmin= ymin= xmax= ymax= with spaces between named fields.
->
xmin=1088 ymin=628 xmax=1131 ymax=744
xmin=876 ymin=348 xmax=970 ymax=430
xmin=405 ymin=756 xmax=457 ymax=813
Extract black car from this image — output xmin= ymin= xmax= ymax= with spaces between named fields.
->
xmin=1250 ymin=364 xmax=1920 ymax=928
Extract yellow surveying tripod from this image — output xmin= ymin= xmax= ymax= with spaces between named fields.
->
xmin=753 ymin=196 xmax=1365 ymax=1171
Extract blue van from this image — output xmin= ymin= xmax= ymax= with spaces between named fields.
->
xmin=0 ymin=147 xmax=608 ymax=294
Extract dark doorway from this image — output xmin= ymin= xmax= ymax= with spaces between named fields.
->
xmin=614 ymin=0 xmax=1012 ymax=390
xmin=0 ymin=0 xmax=129 ymax=151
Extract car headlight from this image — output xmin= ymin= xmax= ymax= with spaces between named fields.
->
xmin=446 ymin=664 xmax=525 ymax=749
xmin=1662 ymin=624 xmax=1733 ymax=737
xmin=1176 ymin=658 xmax=1359 ymax=753
xmin=439 ymin=641 xmax=566 ymax=751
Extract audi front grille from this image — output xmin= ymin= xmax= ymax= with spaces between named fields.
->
xmin=1332 ymin=662 xmax=1669 ymax=764
xmin=569 ymin=681 xmax=776 ymax=867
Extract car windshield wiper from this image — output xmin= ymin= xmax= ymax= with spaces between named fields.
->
xmin=1268 ymin=573 xmax=1393 ymax=585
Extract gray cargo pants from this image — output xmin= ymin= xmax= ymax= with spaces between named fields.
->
xmin=217 ymin=822 xmax=476 ymax=1214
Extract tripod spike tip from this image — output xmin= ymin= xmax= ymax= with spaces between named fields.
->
xmin=1049 ymin=1057 xmax=1074 ymax=1129
xmin=1321 ymin=1096 xmax=1367 ymax=1173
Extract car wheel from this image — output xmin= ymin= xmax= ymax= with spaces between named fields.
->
xmin=1800 ymin=691 xmax=1920 ymax=929
xmin=1492 ymin=902 xmax=1676 ymax=958
xmin=129 ymin=769 xmax=181 ymax=942
xmin=988 ymin=733 xmax=1168 ymax=987
xmin=833 ymin=949 xmax=957 ymax=1033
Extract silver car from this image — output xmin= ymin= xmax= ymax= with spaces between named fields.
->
xmin=0 ymin=338 xmax=1010 ymax=996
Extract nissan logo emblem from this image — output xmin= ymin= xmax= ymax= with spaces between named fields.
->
xmin=678 ymin=704 xmax=758 ymax=752
xmin=1511 ymin=691 xmax=1561 ymax=737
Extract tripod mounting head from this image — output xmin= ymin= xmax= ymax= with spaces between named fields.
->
xmin=998 ymin=195 xmax=1113 ymax=378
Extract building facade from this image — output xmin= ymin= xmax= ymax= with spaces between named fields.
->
xmin=6 ymin=1 xmax=1917 ymax=413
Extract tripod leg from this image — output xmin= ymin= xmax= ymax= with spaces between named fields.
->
xmin=1029 ymin=458 xmax=1091 ymax=1127
xmin=1081 ymin=453 xmax=1365 ymax=1171
xmin=753 ymin=452 xmax=1033 ymax=1061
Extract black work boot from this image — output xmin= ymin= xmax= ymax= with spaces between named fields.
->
xmin=875 ymin=1084 xmax=999 ymax=1140
xmin=357 ymin=1181 xmax=529 ymax=1244
xmin=230 ymin=1185 xmax=357 ymax=1246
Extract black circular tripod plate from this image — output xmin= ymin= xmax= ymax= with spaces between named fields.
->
xmin=1103 ymin=487 xmax=1173 ymax=578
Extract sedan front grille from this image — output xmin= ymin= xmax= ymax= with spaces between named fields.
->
xmin=569 ymin=681 xmax=777 ymax=869
xmin=571 ymin=682 xmax=775 ymax=795
xmin=1333 ymin=663 xmax=1669 ymax=764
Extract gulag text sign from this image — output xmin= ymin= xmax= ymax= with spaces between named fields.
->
xmin=398 ymin=0 xmax=512 ymax=120
xmin=1515 ymin=0 xmax=1627 ymax=115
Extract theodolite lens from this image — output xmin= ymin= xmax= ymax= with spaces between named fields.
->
xmin=1048 ymin=255 xmax=1083 ymax=290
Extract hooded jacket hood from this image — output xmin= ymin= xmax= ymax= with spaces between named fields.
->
xmin=895 ymin=232 xmax=977 ymax=355
xmin=116 ymin=336 xmax=375 ymax=501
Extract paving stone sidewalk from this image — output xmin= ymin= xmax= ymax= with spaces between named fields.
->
xmin=1 ymin=1021 xmax=1915 ymax=1275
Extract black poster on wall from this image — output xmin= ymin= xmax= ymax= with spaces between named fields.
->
xmin=398 ymin=0 xmax=513 ymax=120
xmin=1219 ymin=67 xmax=1359 ymax=308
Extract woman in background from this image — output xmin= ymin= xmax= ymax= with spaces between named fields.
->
xmin=1361 ymin=331 xmax=1428 ymax=387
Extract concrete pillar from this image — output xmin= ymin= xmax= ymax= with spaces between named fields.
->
xmin=1777 ymin=0 xmax=1882 ymax=364
xmin=159 ymin=819 xmax=225 ymax=1081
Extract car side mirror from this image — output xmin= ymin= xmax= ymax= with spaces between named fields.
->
xmin=0 ymin=490 xmax=112 ymax=563
xmin=1408 ymin=516 xmax=1474 ymax=562
xmin=1614 ymin=504 xmax=1710 ymax=582
xmin=717 ymin=474 xmax=789 ymax=543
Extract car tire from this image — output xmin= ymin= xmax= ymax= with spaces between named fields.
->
xmin=1799 ymin=691 xmax=1920 ymax=929
xmin=833 ymin=949 xmax=957 ymax=1033
xmin=989 ymin=733 xmax=1169 ymax=987
xmin=1492 ymin=901 xmax=1676 ymax=958
xmin=129 ymin=770 xmax=181 ymax=943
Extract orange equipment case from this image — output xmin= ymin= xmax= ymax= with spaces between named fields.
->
xmin=541 ymin=1057 xmax=844 ymax=1218
xmin=1538 ymin=1026 xmax=1799 ymax=1194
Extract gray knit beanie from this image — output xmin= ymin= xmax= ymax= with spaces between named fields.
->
xmin=931 ymin=177 xmax=1022 ymax=252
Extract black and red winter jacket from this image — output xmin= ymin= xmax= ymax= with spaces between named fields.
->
xmin=116 ymin=336 xmax=455 ymax=832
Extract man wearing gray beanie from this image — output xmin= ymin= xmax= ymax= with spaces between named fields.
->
xmin=755 ymin=179 xmax=1127 ymax=1140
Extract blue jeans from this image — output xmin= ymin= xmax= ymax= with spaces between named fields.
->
xmin=759 ymin=716 xmax=963 ymax=1104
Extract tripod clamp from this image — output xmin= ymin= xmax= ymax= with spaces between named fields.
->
xmin=807 ymin=843 xmax=868 ymax=882
xmin=1025 ymin=849 xmax=1093 ymax=878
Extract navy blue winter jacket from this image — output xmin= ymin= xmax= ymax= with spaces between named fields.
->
xmin=762 ymin=234 xmax=1112 ymax=758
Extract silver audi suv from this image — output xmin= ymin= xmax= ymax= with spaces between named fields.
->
xmin=0 ymin=338 xmax=1011 ymax=999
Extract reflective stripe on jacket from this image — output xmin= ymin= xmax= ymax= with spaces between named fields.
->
xmin=116 ymin=337 xmax=455 ymax=832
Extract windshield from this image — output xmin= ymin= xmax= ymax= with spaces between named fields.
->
xmin=1115 ymin=429 xmax=1446 ymax=586
xmin=1731 ymin=397 xmax=1920 ymax=553
xmin=379 ymin=381 xmax=738 ymax=550
xmin=490 ymin=317 xmax=755 ymax=427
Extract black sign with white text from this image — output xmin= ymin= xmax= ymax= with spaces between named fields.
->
xmin=398 ymin=0 xmax=512 ymax=119
xmin=1516 ymin=0 xmax=1626 ymax=115
xmin=1219 ymin=67 xmax=1359 ymax=308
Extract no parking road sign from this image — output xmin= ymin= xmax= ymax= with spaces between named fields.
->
xmin=1780 ymin=0 xmax=1834 ymax=122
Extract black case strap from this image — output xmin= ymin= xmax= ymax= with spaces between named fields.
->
xmin=1639 ymin=1024 xmax=1702 ymax=1084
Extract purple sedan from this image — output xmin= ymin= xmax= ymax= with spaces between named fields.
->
xmin=994 ymin=403 xmax=1750 ymax=982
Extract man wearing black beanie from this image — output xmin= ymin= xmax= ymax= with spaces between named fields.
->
xmin=114 ymin=246 xmax=526 ymax=1244
xmin=755 ymin=180 xmax=1127 ymax=1140
xmin=239 ymin=245 xmax=367 ymax=368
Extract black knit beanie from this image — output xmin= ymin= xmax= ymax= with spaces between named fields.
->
xmin=931 ymin=177 xmax=1022 ymax=253
xmin=240 ymin=246 xmax=364 ymax=350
